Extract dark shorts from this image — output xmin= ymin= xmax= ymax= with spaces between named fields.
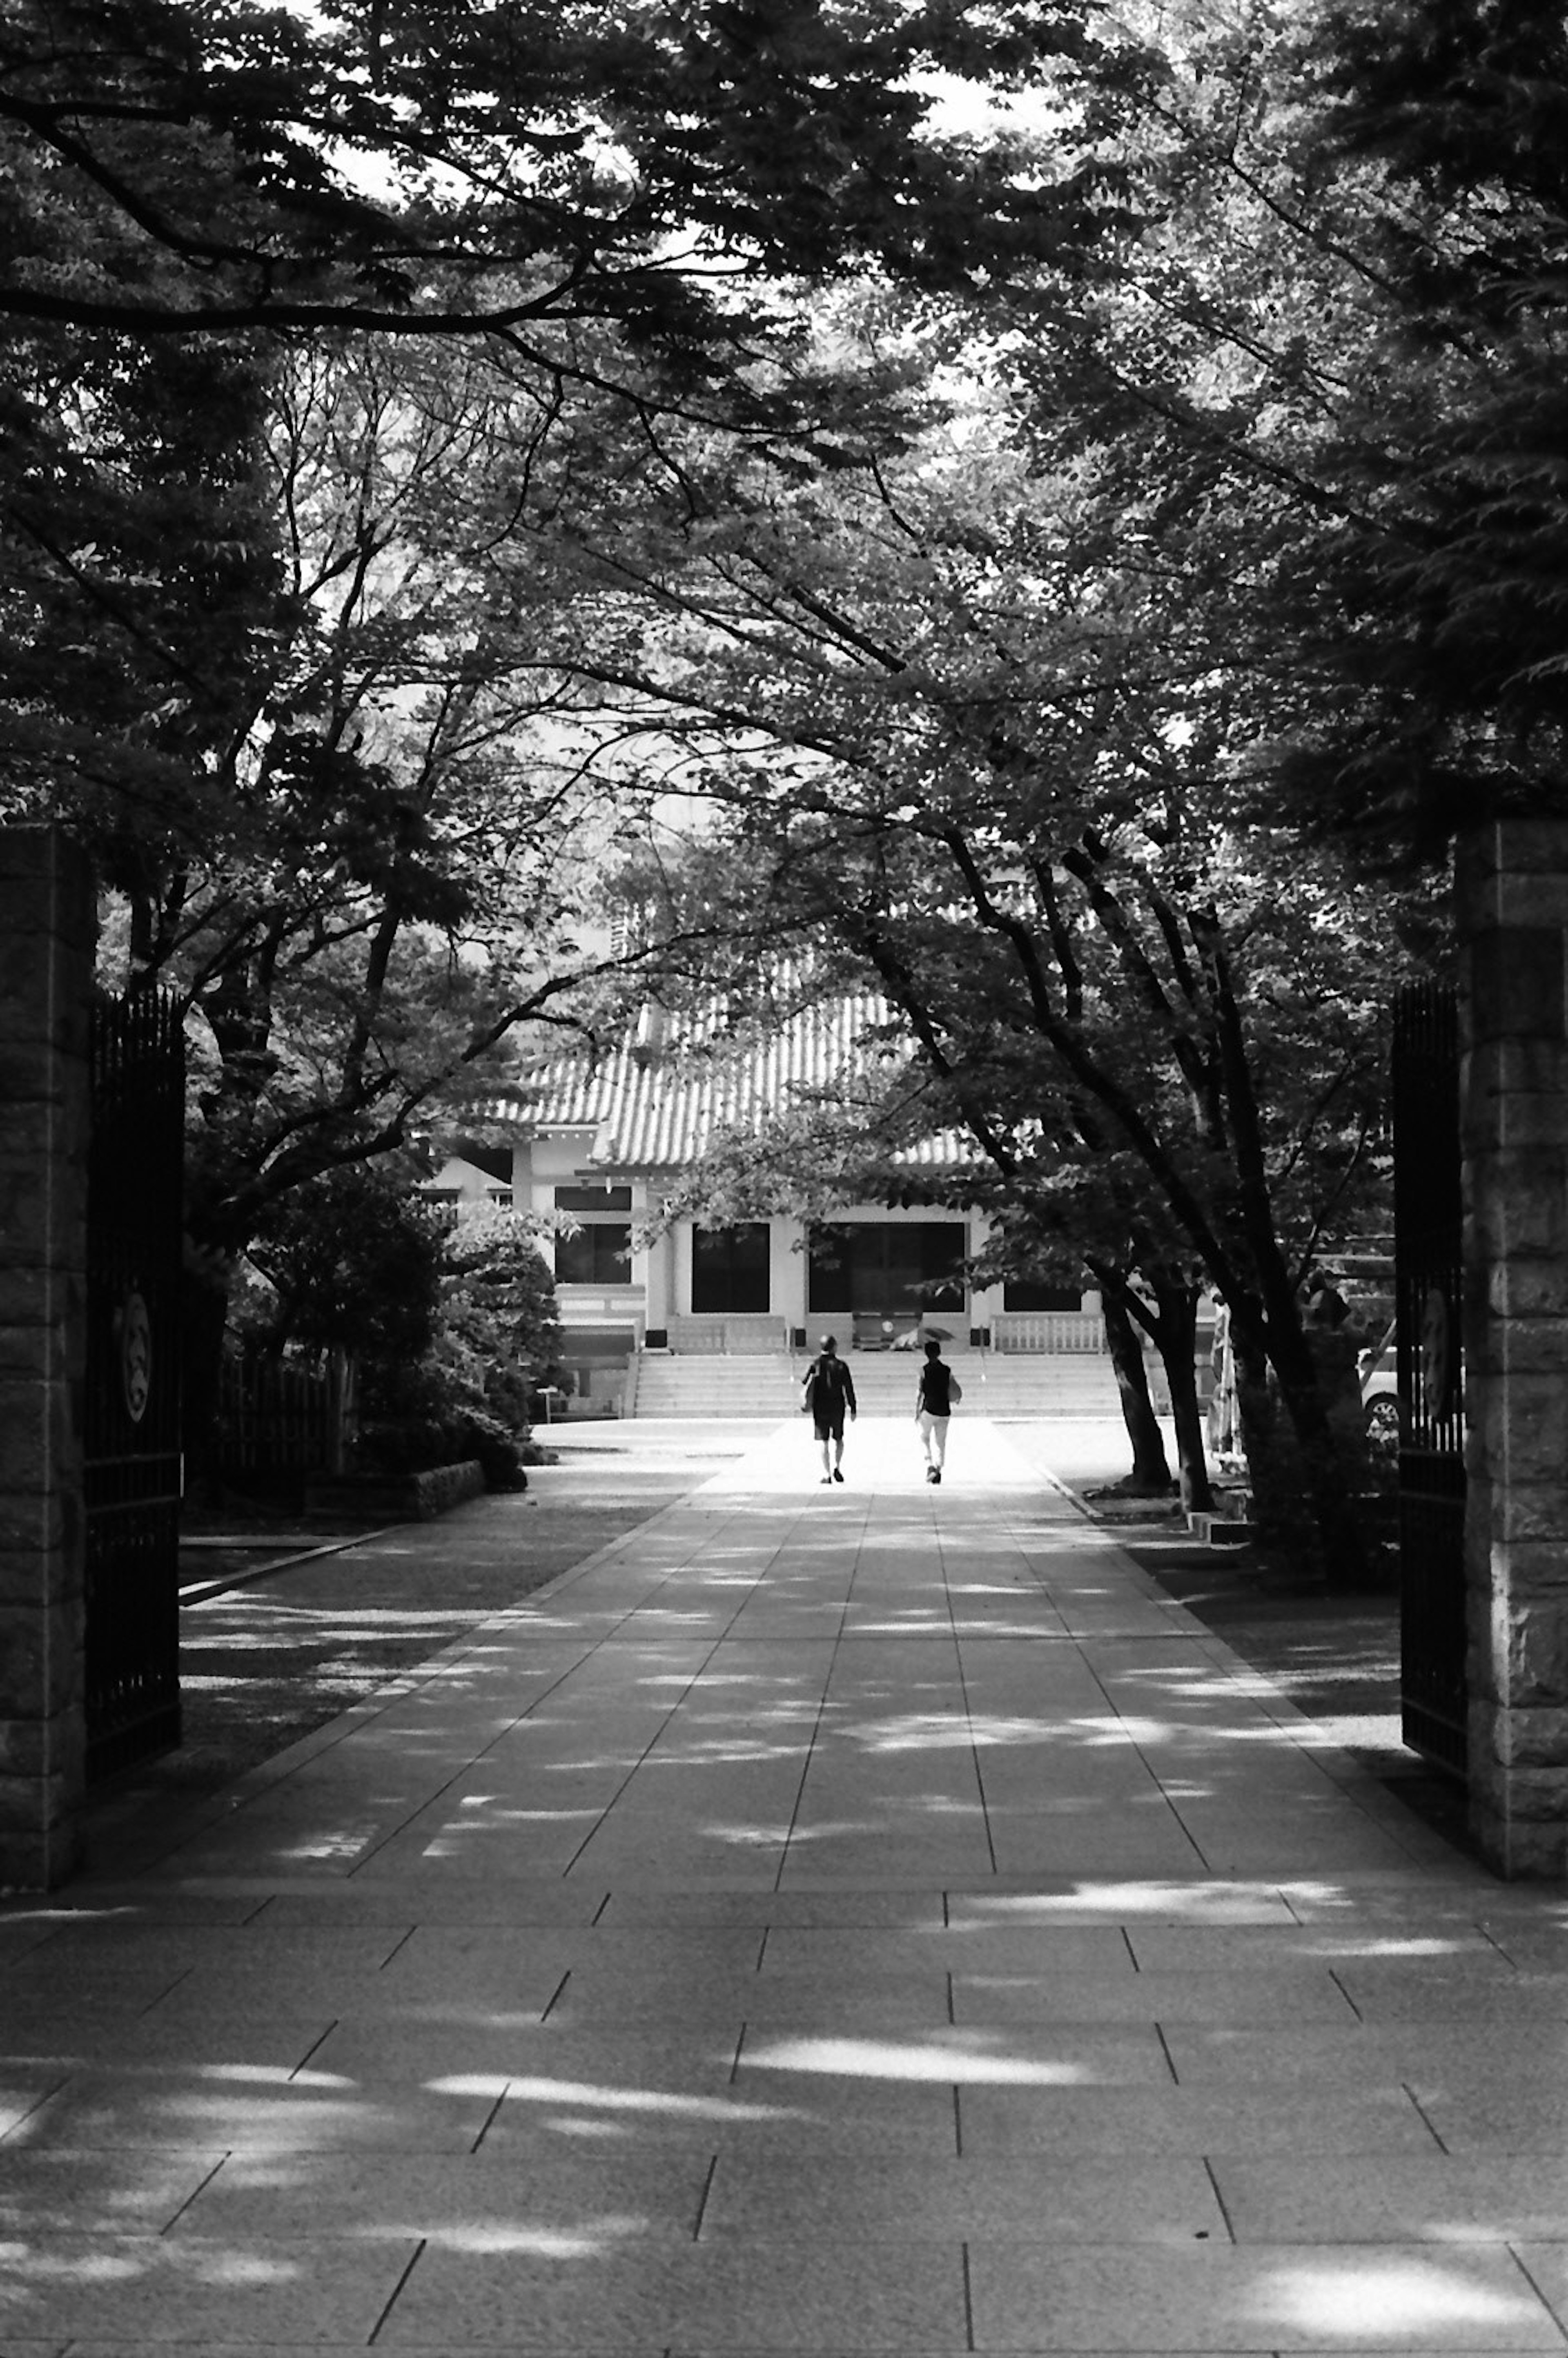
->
xmin=813 ymin=1412 xmax=845 ymax=1442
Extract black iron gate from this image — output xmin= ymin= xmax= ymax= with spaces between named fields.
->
xmin=84 ymin=991 xmax=185 ymax=1780
xmin=1392 ymin=979 xmax=1467 ymax=1776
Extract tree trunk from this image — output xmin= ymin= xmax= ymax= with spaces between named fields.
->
xmin=1232 ymin=1315 xmax=1371 ymax=1586
xmin=1149 ymin=1278 xmax=1214 ymax=1514
xmin=1271 ymin=1323 xmax=1374 ymax=1589
xmin=1100 ymin=1282 xmax=1174 ymax=1492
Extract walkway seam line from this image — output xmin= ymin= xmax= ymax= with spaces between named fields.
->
xmin=1327 ymin=1965 xmax=1363 ymax=2020
xmin=158 ymin=2151 xmax=229 ymax=2235
xmin=290 ymin=2020 xmax=338 ymax=2082
xmin=1401 ymin=2079 xmax=1450 ymax=2153
xmin=692 ymin=2154 xmax=719 ymax=2242
xmin=936 ymin=1507 xmax=998 ymax=1874
xmin=769 ymin=1502 xmax=854 ymax=1892
xmin=367 ymin=2236 xmax=427 ymax=2344
xmin=139 ymin=1964 xmax=195 ymax=2018
xmin=1202 ymin=2156 xmax=1238 ymax=2244
xmin=469 ymin=2087 xmax=508 ymax=2152
xmin=0 ymin=2079 xmax=65 ymax=2146
xmin=1508 ymin=2241 xmax=1568 ymax=2339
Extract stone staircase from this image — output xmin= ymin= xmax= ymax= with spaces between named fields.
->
xmin=628 ymin=1348 xmax=1122 ymax=1419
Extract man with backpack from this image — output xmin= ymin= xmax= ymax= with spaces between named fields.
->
xmin=801 ymin=1334 xmax=857 ymax=1484
xmin=915 ymin=1336 xmax=961 ymax=1484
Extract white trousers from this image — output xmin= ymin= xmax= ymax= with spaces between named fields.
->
xmin=918 ymin=1411 xmax=950 ymax=1467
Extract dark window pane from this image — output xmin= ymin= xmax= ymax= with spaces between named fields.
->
xmin=692 ymin=1223 xmax=771 ymax=1315
xmin=907 ymin=1223 xmax=965 ymax=1309
xmin=557 ymin=1224 xmax=631 ymax=1284
xmin=555 ymin=1185 xmax=632 ymax=1212
xmin=807 ymin=1222 xmax=964 ymax=1314
xmin=807 ymin=1224 xmax=854 ymax=1313
xmin=1004 ymin=1278 xmax=1083 ymax=1311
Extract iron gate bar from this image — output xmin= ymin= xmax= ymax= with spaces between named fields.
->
xmin=1391 ymin=978 xmax=1467 ymax=1778
xmin=83 ymin=990 xmax=185 ymax=1781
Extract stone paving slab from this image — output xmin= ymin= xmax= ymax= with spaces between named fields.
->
xmin=2 ymin=1416 xmax=1566 ymax=2355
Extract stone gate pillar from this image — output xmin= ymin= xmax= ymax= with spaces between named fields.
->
xmin=1459 ymin=820 xmax=1568 ymax=1876
xmin=0 ymin=827 xmax=94 ymax=1889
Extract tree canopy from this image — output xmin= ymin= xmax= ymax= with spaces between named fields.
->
xmin=10 ymin=0 xmax=1562 ymax=1559
xmin=3 ymin=0 xmax=1120 ymax=340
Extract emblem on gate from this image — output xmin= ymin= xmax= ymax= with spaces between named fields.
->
xmin=119 ymin=1290 xmax=152 ymax=1423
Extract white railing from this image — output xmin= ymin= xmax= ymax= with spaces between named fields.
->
xmin=665 ymin=1315 xmax=790 ymax=1354
xmin=557 ymin=1287 xmax=643 ymax=1322
xmin=992 ymin=1312 xmax=1109 ymax=1354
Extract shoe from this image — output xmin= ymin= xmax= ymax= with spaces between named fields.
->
xmin=820 ymin=1476 xmax=833 ymax=1485
xmin=931 ymin=1469 xmax=942 ymax=1485
xmin=925 ymin=1466 xmax=937 ymax=1483
xmin=832 ymin=1467 xmax=844 ymax=1483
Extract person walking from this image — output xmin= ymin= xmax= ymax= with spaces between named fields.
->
xmin=801 ymin=1334 xmax=857 ymax=1484
xmin=915 ymin=1336 xmax=961 ymax=1483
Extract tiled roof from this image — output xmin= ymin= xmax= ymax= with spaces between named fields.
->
xmin=482 ymin=993 xmax=972 ymax=1174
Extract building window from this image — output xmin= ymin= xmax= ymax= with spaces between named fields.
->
xmin=807 ymin=1222 xmax=965 ymax=1315
xmin=1003 ymin=1278 xmax=1084 ymax=1311
xmin=692 ymin=1223 xmax=770 ymax=1315
xmin=555 ymin=1185 xmax=633 ymax=1214
xmin=556 ymin=1225 xmax=632 ymax=1285
xmin=555 ymin=1185 xmax=633 ymax=1285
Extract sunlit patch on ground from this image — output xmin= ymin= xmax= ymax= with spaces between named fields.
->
xmin=960 ymin=1879 xmax=1344 ymax=1920
xmin=191 ymin=2064 xmax=355 ymax=2087
xmin=744 ymin=2034 xmax=1092 ymax=2084
xmin=0 ymin=2240 xmax=298 ymax=2285
xmin=278 ymin=1828 xmax=379 ymax=1863
xmin=483 ymin=2078 xmax=800 ymax=2122
xmin=415 ymin=2219 xmax=648 ymax=2254
xmin=1253 ymin=2253 xmax=1548 ymax=2337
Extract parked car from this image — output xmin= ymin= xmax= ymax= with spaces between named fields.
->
xmin=1359 ymin=1321 xmax=1401 ymax=1448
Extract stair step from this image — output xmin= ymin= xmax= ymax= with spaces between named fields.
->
xmin=1189 ymin=1513 xmax=1257 ymax=1547
xmin=630 ymin=1350 xmax=1121 ymax=1419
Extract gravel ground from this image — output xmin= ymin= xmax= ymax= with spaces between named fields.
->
xmin=91 ymin=1415 xmax=1468 ymax=1864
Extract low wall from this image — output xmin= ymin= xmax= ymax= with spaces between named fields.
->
xmin=305 ymin=1461 xmax=488 ymax=1522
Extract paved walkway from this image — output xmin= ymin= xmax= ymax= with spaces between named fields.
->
xmin=3 ymin=1418 xmax=1568 ymax=2354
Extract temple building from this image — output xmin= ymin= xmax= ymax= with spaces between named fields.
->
xmin=426 ymin=994 xmax=1105 ymax=1410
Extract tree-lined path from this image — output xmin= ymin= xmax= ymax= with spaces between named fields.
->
xmin=1 ymin=1425 xmax=1565 ymax=2351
